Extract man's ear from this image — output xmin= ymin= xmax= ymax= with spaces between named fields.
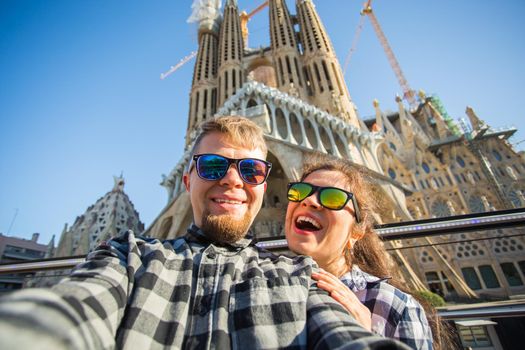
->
xmin=183 ymin=173 xmax=190 ymax=192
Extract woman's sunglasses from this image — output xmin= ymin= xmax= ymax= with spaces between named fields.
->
xmin=191 ymin=154 xmax=272 ymax=185
xmin=287 ymin=182 xmax=360 ymax=222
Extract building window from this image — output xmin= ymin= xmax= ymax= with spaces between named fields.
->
xmin=425 ymin=271 xmax=454 ymax=297
xmin=478 ymin=265 xmax=500 ymax=288
xmin=458 ymin=325 xmax=493 ymax=348
xmin=461 ymin=267 xmax=482 ymax=290
xmin=388 ymin=168 xmax=396 ymax=180
xmin=492 ymin=149 xmax=502 ymax=161
xmin=426 ymin=271 xmax=442 ymax=295
xmin=500 ymin=262 xmax=524 ymax=286
xmin=422 ymin=162 xmax=430 ymax=173
xmin=431 ymin=200 xmax=452 ymax=218
xmin=456 ymin=156 xmax=466 ymax=168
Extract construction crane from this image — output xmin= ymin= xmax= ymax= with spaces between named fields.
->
xmin=240 ymin=1 xmax=269 ymax=47
xmin=161 ymin=2 xmax=268 ymax=80
xmin=342 ymin=14 xmax=366 ymax=76
xmin=160 ymin=51 xmax=198 ymax=80
xmin=344 ymin=0 xmax=417 ymax=108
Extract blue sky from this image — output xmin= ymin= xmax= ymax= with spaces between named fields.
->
xmin=1 ymin=0 xmax=524 ymax=245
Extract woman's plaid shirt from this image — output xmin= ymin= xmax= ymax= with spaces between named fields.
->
xmin=0 ymin=227 xmax=410 ymax=350
xmin=340 ymin=266 xmax=433 ymax=350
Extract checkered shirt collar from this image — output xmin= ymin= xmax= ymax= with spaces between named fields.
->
xmin=185 ymin=224 xmax=254 ymax=249
xmin=340 ymin=265 xmax=388 ymax=292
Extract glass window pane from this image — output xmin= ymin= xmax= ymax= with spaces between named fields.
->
xmin=440 ymin=272 xmax=456 ymax=293
xmin=471 ymin=326 xmax=492 ymax=346
xmin=461 ymin=267 xmax=482 ymax=290
xmin=471 ymin=327 xmax=486 ymax=336
xmin=425 ymin=271 xmax=439 ymax=281
xmin=479 ymin=265 xmax=500 ymax=288
xmin=500 ymin=262 xmax=524 ymax=286
xmin=458 ymin=326 xmax=475 ymax=347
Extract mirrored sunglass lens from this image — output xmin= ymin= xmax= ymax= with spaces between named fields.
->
xmin=197 ymin=155 xmax=228 ymax=180
xmin=287 ymin=183 xmax=312 ymax=202
xmin=239 ymin=159 xmax=267 ymax=184
xmin=319 ymin=188 xmax=348 ymax=209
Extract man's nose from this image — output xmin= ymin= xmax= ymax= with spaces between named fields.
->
xmin=219 ymin=164 xmax=244 ymax=188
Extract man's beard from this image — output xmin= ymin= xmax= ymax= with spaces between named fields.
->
xmin=201 ymin=210 xmax=253 ymax=244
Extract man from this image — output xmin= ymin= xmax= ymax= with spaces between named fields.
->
xmin=0 ymin=116 xmax=409 ymax=349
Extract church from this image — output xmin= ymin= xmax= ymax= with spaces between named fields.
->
xmin=143 ymin=0 xmax=525 ymax=303
xmin=47 ymin=0 xmax=525 ymax=305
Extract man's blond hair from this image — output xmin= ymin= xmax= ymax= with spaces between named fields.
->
xmin=190 ymin=116 xmax=268 ymax=158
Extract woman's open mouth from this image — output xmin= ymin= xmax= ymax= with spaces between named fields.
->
xmin=295 ymin=215 xmax=323 ymax=232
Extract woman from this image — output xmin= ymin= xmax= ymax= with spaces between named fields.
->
xmin=285 ymin=156 xmax=448 ymax=350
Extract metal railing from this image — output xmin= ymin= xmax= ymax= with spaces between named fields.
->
xmin=438 ymin=299 xmax=525 ymax=320
xmin=1 ymin=208 xmax=524 ymax=275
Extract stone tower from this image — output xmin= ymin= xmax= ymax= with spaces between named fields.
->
xmin=217 ymin=0 xmax=244 ymax=108
xmin=149 ymin=0 xmax=525 ymax=300
xmin=269 ymin=0 xmax=307 ymax=100
xmin=295 ymin=0 xmax=360 ymax=127
xmin=53 ymin=175 xmax=144 ymax=257
xmin=186 ymin=0 xmax=221 ymax=143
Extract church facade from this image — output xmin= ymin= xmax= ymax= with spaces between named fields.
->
xmin=146 ymin=0 xmax=525 ymax=301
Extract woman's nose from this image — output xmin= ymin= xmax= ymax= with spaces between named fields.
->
xmin=301 ymin=193 xmax=321 ymax=209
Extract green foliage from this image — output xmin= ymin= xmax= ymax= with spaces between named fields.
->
xmin=415 ymin=290 xmax=446 ymax=307
xmin=429 ymin=95 xmax=462 ymax=136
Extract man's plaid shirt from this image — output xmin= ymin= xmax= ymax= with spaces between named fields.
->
xmin=0 ymin=226 xmax=410 ymax=349
xmin=341 ymin=266 xmax=433 ymax=350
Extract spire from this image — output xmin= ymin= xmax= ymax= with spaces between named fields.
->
xmin=186 ymin=1 xmax=221 ymax=144
xmin=466 ymin=106 xmax=487 ymax=132
xmin=217 ymin=0 xmax=243 ymax=107
xmin=269 ymin=0 xmax=307 ymax=99
xmin=44 ymin=234 xmax=55 ymax=259
xmin=396 ymin=95 xmax=415 ymax=148
xmin=113 ymin=174 xmax=125 ymax=192
xmin=426 ymin=102 xmax=450 ymax=140
xmin=53 ymin=177 xmax=144 ymax=257
xmin=295 ymin=0 xmax=361 ymax=127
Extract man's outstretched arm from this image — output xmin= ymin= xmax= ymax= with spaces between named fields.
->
xmin=0 ymin=232 xmax=138 ymax=350
xmin=307 ymin=286 xmax=412 ymax=350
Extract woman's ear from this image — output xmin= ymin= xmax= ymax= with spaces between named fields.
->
xmin=351 ymin=225 xmax=365 ymax=241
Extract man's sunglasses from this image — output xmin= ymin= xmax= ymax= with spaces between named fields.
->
xmin=190 ymin=154 xmax=272 ymax=185
xmin=287 ymin=182 xmax=360 ymax=222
